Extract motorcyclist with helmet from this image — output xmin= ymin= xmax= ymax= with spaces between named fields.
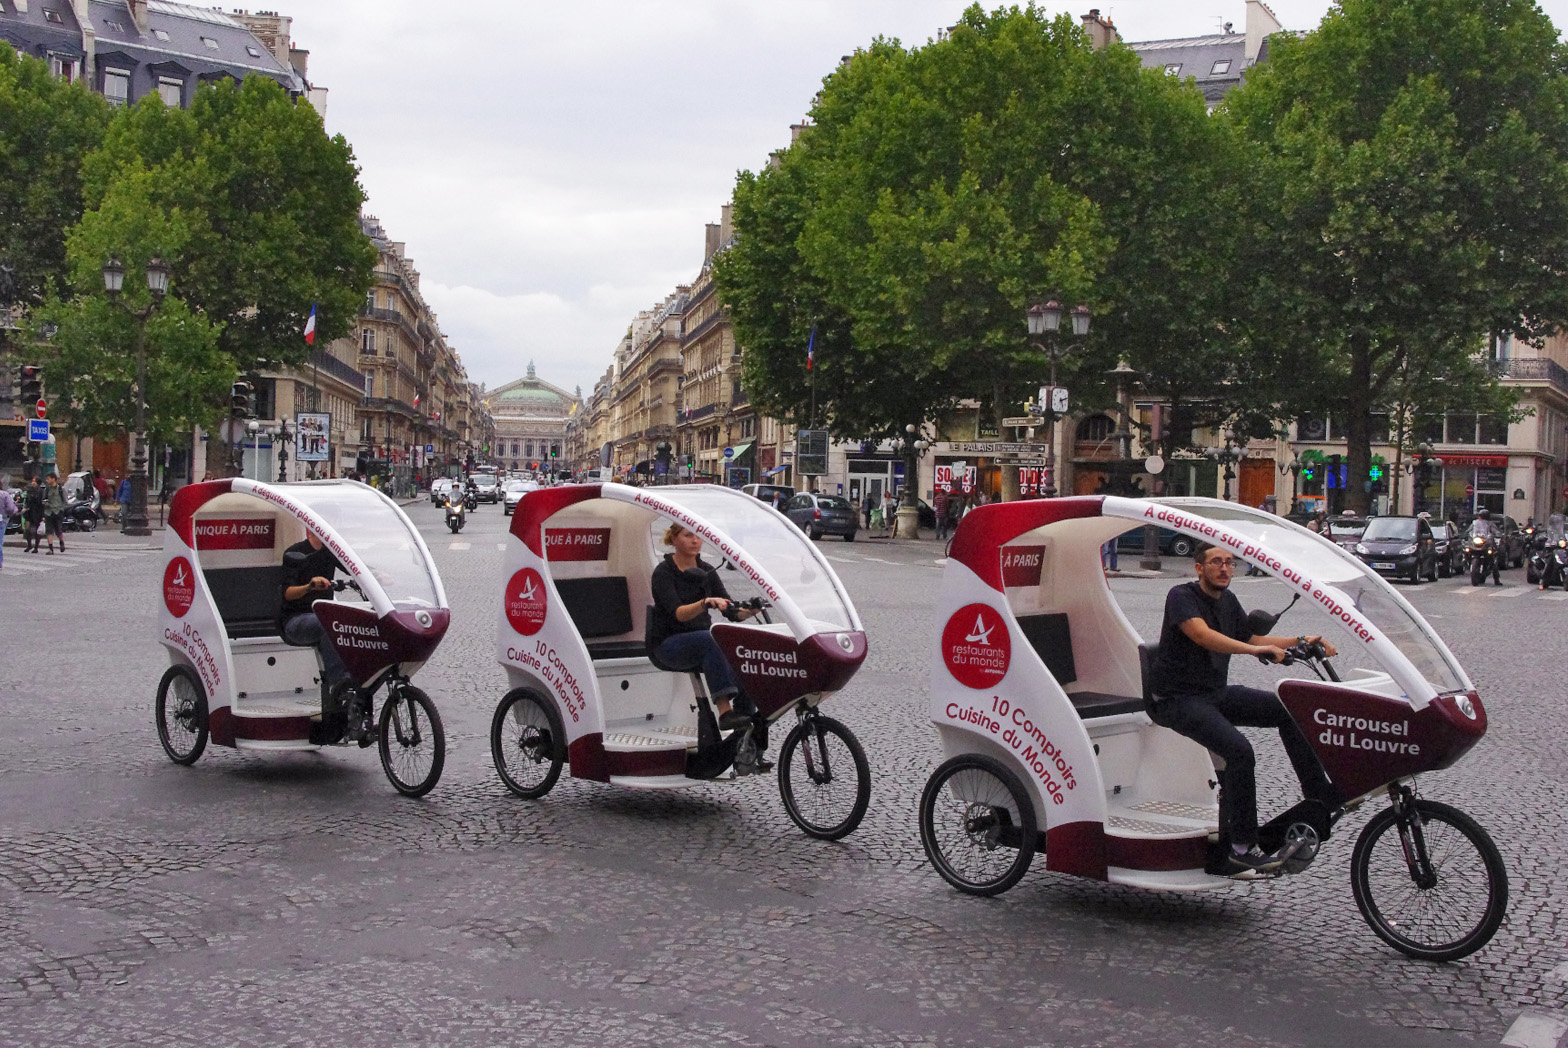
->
xmin=1468 ymin=509 xmax=1503 ymax=586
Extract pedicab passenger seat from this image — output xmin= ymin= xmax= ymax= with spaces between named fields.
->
xmin=551 ymin=576 xmax=645 ymax=659
xmin=203 ymin=566 xmax=284 ymax=639
xmin=1015 ymin=613 xmax=1145 ymax=719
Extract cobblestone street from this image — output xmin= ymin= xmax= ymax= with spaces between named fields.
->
xmin=1 ymin=502 xmax=1564 ymax=1047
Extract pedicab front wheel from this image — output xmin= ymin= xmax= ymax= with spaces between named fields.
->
xmin=377 ymin=685 xmax=445 ymax=798
xmin=155 ymin=664 xmax=208 ymax=766
xmin=491 ymin=688 xmax=565 ymax=799
xmin=777 ymin=713 xmax=870 ymax=841
xmin=919 ymin=754 xmax=1037 ymax=897
xmin=1349 ymin=798 xmax=1508 ymax=962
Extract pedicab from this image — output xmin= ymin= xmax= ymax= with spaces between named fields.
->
xmin=154 ymin=479 xmax=449 ymax=796
xmin=921 ymin=496 xmax=1507 ymax=961
xmin=490 ymin=482 xmax=871 ymax=840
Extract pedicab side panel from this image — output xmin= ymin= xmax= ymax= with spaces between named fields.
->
xmin=162 ymin=481 xmax=242 ymax=743
xmin=503 ymin=484 xmax=611 ymax=781
xmin=1278 ymin=681 xmax=1487 ymax=801
xmin=314 ymin=602 xmax=451 ymax=684
xmin=935 ymin=504 xmax=1113 ymax=880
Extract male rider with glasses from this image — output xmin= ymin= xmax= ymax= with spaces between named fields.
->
xmin=1150 ymin=543 xmax=1338 ymax=876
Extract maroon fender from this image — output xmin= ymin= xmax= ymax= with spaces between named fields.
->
xmin=1278 ymin=681 xmax=1487 ymax=800
xmin=168 ymin=479 xmax=235 ymax=547
xmin=314 ymin=602 xmax=450 ymax=683
xmin=710 ymin=624 xmax=867 ymax=717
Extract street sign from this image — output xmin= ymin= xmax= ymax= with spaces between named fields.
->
xmin=1002 ymin=416 xmax=1044 ymax=428
xmin=1145 ymin=455 xmax=1165 ymax=474
xmin=27 ymin=418 xmax=49 ymax=441
xmin=424 ymin=444 xmax=434 ymax=453
xmin=35 ymin=398 xmax=46 ymax=418
xmin=1466 ymin=484 xmax=1475 ymax=496
xmin=795 ymin=429 xmax=829 ymax=476
xmin=723 ymin=446 xmax=734 ymax=460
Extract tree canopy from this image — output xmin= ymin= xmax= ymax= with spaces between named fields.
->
xmin=715 ymin=5 xmax=1251 ymax=446
xmin=1224 ymin=0 xmax=1568 ymax=511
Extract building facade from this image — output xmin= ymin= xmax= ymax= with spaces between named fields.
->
xmin=486 ymin=362 xmax=578 ymax=475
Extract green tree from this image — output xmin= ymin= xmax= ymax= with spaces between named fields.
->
xmin=1225 ymin=0 xmax=1568 ymax=513
xmin=80 ymin=75 xmax=375 ymax=370
xmin=0 ymin=43 xmax=109 ymax=325
xmin=717 ymin=5 xmax=1252 ymax=459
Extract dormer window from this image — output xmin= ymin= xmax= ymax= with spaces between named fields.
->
xmin=1164 ymin=63 xmax=1182 ymax=75
xmin=103 ymin=18 xmax=124 ymax=31
xmin=1210 ymin=59 xmax=1232 ymax=75
xmin=246 ymin=45 xmax=261 ymax=58
xmin=200 ymin=36 xmax=219 ymax=50
xmin=43 ymin=8 xmax=63 ymax=23
xmin=153 ymin=29 xmax=170 ymax=41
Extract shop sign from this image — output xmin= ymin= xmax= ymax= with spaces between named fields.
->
xmin=1438 ymin=454 xmax=1508 ymax=469
xmin=952 ymin=441 xmax=1037 ymax=455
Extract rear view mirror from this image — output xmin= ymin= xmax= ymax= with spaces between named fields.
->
xmin=1245 ymin=609 xmax=1279 ymax=637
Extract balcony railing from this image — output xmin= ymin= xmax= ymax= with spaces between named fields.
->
xmin=304 ymin=349 xmax=365 ymax=389
xmin=1500 ymin=356 xmax=1568 ymax=396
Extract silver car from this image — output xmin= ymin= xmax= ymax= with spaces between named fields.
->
xmin=503 ymin=479 xmax=537 ymax=516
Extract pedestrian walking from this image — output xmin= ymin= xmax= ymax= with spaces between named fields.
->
xmin=21 ymin=475 xmax=44 ymax=553
xmin=863 ymin=495 xmax=873 ymax=531
xmin=115 ymin=475 xmax=131 ymax=523
xmin=90 ymin=470 xmax=109 ymax=521
xmin=1101 ymin=538 xmax=1119 ymax=573
xmin=43 ymin=472 xmax=66 ymax=554
xmin=934 ymin=487 xmax=950 ymax=541
xmin=0 ymin=478 xmax=16 ymax=569
xmin=883 ymin=490 xmax=899 ymax=539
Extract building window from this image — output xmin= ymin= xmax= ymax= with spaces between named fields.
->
xmin=1163 ymin=63 xmax=1182 ymax=75
xmin=1075 ymin=414 xmax=1115 ymax=443
xmin=1210 ymin=59 xmax=1232 ymax=75
xmin=361 ymin=328 xmax=376 ymax=355
xmin=153 ymin=29 xmax=170 ymax=41
xmin=199 ymin=36 xmax=219 ymax=50
xmin=246 ymin=45 xmax=262 ymax=58
xmin=103 ymin=18 xmax=125 ymax=31
xmin=364 ymin=291 xmax=374 ymax=314
xmin=43 ymin=8 xmax=63 ymax=23
xmin=525 ymin=442 xmax=535 ymax=458
xmin=48 ymin=54 xmax=79 ymax=82
xmin=157 ymin=76 xmax=182 ymax=107
xmin=103 ymin=68 xmax=130 ymax=106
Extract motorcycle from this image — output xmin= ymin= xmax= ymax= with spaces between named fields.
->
xmin=445 ymin=494 xmax=467 ymax=534
xmin=1466 ymin=527 xmax=1500 ymax=586
xmin=463 ymin=488 xmax=478 ymax=512
xmin=1527 ymin=516 xmax=1568 ymax=589
xmin=60 ymin=496 xmax=100 ymax=532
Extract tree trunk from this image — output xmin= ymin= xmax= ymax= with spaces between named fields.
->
xmin=994 ymin=379 xmax=1020 ymax=502
xmin=1344 ymin=334 xmax=1375 ymax=516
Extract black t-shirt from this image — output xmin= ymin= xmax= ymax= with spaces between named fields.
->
xmin=280 ymin=538 xmax=343 ymax=618
xmin=1152 ymin=581 xmax=1251 ymax=698
xmin=648 ymin=554 xmax=732 ymax=649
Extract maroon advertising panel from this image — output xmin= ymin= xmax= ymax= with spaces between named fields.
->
xmin=194 ymin=517 xmax=276 ymax=550
xmin=545 ymin=527 xmax=611 ymax=562
xmin=711 ymin=624 xmax=866 ymax=716
xmin=1000 ymin=545 xmax=1045 ymax=588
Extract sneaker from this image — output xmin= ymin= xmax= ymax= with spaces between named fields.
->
xmin=718 ymin=708 xmax=751 ymax=731
xmin=1226 ymin=845 xmax=1285 ymax=876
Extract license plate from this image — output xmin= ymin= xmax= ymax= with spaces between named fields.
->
xmin=1373 ymin=562 xmax=1396 ymax=570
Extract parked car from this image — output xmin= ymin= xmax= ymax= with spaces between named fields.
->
xmin=1353 ymin=514 xmax=1439 ymax=584
xmin=1114 ymin=525 xmax=1198 ymax=558
xmin=741 ymin=483 xmax=795 ymax=511
xmin=429 ymin=477 xmax=456 ymax=505
xmin=470 ymin=473 xmax=501 ymax=503
xmin=503 ymin=478 xmax=537 ymax=515
xmin=784 ymin=492 xmax=859 ymax=541
xmin=1324 ymin=515 xmax=1368 ymax=551
xmin=1432 ymin=520 xmax=1466 ymax=578
xmin=1498 ymin=515 xmax=1528 ymax=567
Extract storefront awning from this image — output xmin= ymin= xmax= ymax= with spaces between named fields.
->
xmin=729 ymin=442 xmax=753 ymax=459
xmin=763 ymin=465 xmax=788 ymax=477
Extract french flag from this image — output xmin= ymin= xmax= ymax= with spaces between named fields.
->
xmin=806 ymin=323 xmax=816 ymax=371
xmin=303 ymin=302 xmax=317 ymax=345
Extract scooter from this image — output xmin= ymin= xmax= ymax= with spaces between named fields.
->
xmin=60 ymin=496 xmax=100 ymax=532
xmin=445 ymin=494 xmax=466 ymax=534
xmin=1527 ymin=517 xmax=1568 ymax=589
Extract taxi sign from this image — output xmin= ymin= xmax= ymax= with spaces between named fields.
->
xmin=27 ymin=418 xmax=49 ymax=441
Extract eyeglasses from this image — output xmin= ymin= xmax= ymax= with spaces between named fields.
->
xmin=1203 ymin=558 xmax=1236 ymax=569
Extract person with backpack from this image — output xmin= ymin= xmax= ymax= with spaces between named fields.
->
xmin=0 ymin=478 xmax=17 ymax=568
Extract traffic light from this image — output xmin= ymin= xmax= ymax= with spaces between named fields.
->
xmin=655 ymin=441 xmax=672 ymax=466
xmin=230 ymin=379 xmax=253 ymax=417
xmin=1301 ymin=463 xmax=1317 ymax=481
xmin=19 ymin=365 xmax=43 ymax=403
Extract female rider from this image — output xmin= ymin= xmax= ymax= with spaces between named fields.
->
xmin=648 ymin=523 xmax=758 ymax=729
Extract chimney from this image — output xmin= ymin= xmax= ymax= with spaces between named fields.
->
xmin=289 ymin=47 xmax=309 ymax=79
xmin=704 ymin=222 xmax=721 ymax=262
xmin=127 ymin=0 xmax=147 ymax=34
xmin=1245 ymin=0 xmax=1282 ymax=65
xmin=719 ymin=204 xmax=733 ymax=247
xmin=790 ymin=122 xmax=808 ymax=143
xmin=1080 ymin=9 xmax=1118 ymax=50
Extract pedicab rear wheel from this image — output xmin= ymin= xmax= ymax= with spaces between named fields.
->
xmin=919 ymin=754 xmax=1037 ymax=897
xmin=491 ymin=688 xmax=565 ymax=799
xmin=377 ymin=685 xmax=445 ymax=798
xmin=155 ymin=664 xmax=208 ymax=765
xmin=1350 ymin=798 xmax=1507 ymax=962
xmin=778 ymin=713 xmax=870 ymax=840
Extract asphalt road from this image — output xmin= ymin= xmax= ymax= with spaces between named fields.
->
xmin=0 ymin=499 xmax=1564 ymax=1048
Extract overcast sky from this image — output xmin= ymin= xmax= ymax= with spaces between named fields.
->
xmin=296 ymin=1 xmax=1568 ymax=398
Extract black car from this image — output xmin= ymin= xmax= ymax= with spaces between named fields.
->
xmin=1354 ymin=515 xmax=1439 ymax=584
xmin=1114 ymin=525 xmax=1198 ymax=558
xmin=784 ymin=492 xmax=859 ymax=541
xmin=1432 ymin=520 xmax=1466 ymax=578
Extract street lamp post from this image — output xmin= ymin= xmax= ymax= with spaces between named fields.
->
xmin=247 ymin=420 xmax=260 ymax=480
xmin=1406 ymin=442 xmax=1442 ymax=515
xmin=277 ymin=419 xmax=291 ymax=483
xmin=1279 ymin=450 xmax=1304 ymax=517
xmin=1208 ymin=429 xmax=1243 ymax=502
xmin=102 ymin=257 xmax=168 ymax=537
xmin=895 ymin=423 xmax=930 ymax=537
xmin=1026 ymin=299 xmax=1090 ymax=498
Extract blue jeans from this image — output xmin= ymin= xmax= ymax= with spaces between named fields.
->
xmin=655 ymin=631 xmax=738 ymax=699
xmin=282 ymin=612 xmax=351 ymax=690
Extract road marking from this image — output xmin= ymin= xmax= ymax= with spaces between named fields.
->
xmin=498 ymin=543 xmax=507 ymax=551
xmin=448 ymin=542 xmax=471 ymax=551
xmin=1501 ymin=1011 xmax=1568 ymax=1048
xmin=1541 ymin=592 xmax=1568 ymax=601
xmin=1489 ymin=587 xmax=1529 ymax=598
